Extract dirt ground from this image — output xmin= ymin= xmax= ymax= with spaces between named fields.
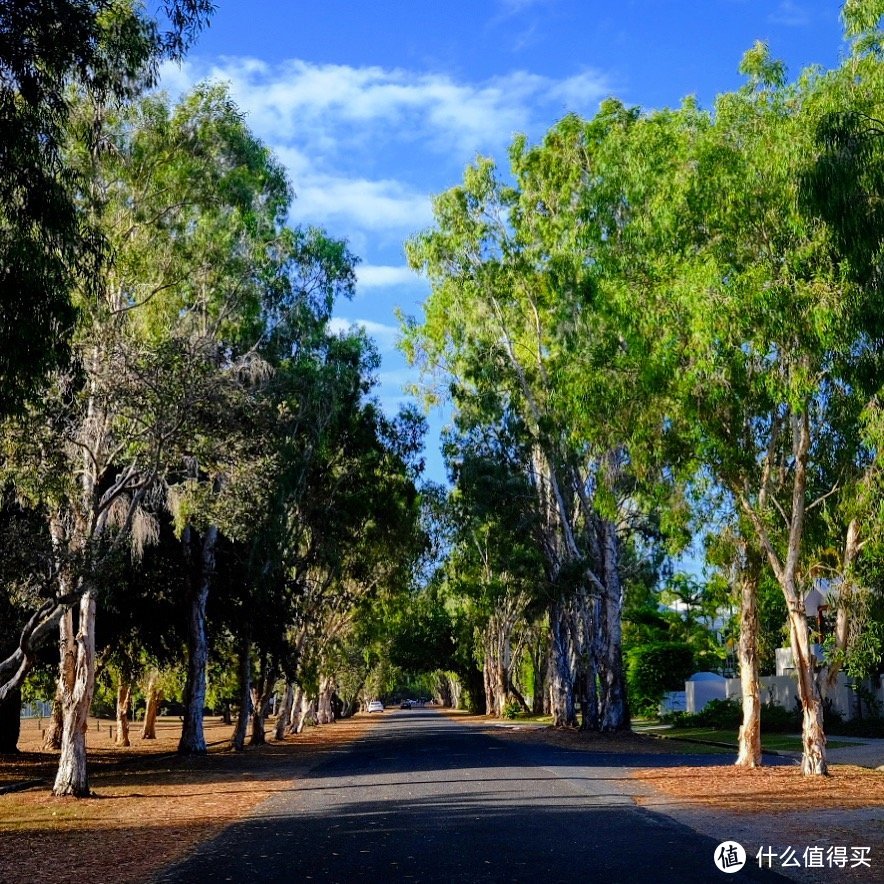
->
xmin=0 ymin=715 xmax=371 ymax=884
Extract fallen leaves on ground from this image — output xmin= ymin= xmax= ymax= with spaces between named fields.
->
xmin=632 ymin=763 xmax=884 ymax=813
xmin=0 ymin=715 xmax=371 ymax=884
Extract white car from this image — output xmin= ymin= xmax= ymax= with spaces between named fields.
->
xmin=367 ymin=700 xmax=384 ymax=713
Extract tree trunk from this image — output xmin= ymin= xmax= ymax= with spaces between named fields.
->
xmin=230 ymin=636 xmax=250 ymax=752
xmin=249 ymin=656 xmax=274 ymax=746
xmin=44 ymin=693 xmax=63 ymax=750
xmin=44 ymin=609 xmax=73 ymax=751
xmin=575 ymin=589 xmax=598 ymax=732
xmin=735 ymin=553 xmax=762 ymax=768
xmin=275 ymin=682 xmax=294 ymax=741
xmin=826 ymin=519 xmax=860 ymax=691
xmin=53 ymin=589 xmax=97 ymax=797
xmin=483 ymin=652 xmax=495 ymax=717
xmin=0 ymin=688 xmax=21 ymax=753
xmin=178 ymin=524 xmax=219 ymax=755
xmin=789 ymin=607 xmax=828 ymax=775
xmin=141 ymin=671 xmax=161 ymax=740
xmin=530 ymin=629 xmax=548 ymax=715
xmin=316 ymin=676 xmax=335 ymax=725
xmin=596 ymin=519 xmax=629 ymax=732
xmin=115 ymin=676 xmax=132 ymax=748
xmin=296 ymin=699 xmax=317 ymax=734
xmin=548 ymin=598 xmax=577 ymax=727
xmin=249 ymin=683 xmax=272 ymax=745
xmin=289 ymin=685 xmax=304 ymax=733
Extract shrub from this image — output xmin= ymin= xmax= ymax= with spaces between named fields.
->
xmin=694 ymin=698 xmax=742 ymax=728
xmin=627 ymin=641 xmax=695 ymax=715
xmin=502 ymin=697 xmax=521 ymax=720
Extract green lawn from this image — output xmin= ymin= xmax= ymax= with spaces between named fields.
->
xmin=661 ymin=727 xmax=861 ymax=753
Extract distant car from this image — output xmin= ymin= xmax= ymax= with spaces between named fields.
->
xmin=400 ymin=700 xmax=411 ymax=709
xmin=367 ymin=700 xmax=384 ymax=713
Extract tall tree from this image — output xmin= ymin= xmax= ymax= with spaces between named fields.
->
xmin=0 ymin=0 xmax=213 ymax=414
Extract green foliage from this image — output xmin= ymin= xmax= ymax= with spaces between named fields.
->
xmin=501 ymin=697 xmax=521 ymax=720
xmin=0 ymin=1 xmax=213 ymax=414
xmin=627 ymin=641 xmax=695 ymax=714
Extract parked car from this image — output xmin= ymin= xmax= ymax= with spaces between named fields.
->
xmin=400 ymin=700 xmax=411 ymax=709
xmin=367 ymin=700 xmax=384 ymax=713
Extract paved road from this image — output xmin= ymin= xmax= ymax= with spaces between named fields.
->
xmin=156 ymin=708 xmax=786 ymax=883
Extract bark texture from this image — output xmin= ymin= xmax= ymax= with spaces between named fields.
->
xmin=275 ymin=682 xmax=294 ymax=741
xmin=316 ymin=676 xmax=336 ymax=725
xmin=178 ymin=523 xmax=219 ymax=755
xmin=230 ymin=638 xmax=250 ymax=752
xmin=548 ymin=598 xmax=577 ymax=727
xmin=53 ymin=589 xmax=97 ymax=797
xmin=115 ymin=677 xmax=132 ymax=747
xmin=735 ymin=554 xmax=762 ymax=768
xmin=141 ymin=671 xmax=161 ymax=739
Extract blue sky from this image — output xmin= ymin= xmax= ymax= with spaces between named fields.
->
xmin=160 ymin=1 xmax=849 ymax=483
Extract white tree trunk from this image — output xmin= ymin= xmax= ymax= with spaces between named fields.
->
xmin=735 ymin=555 xmax=762 ymax=768
xmin=275 ymin=683 xmax=294 ymax=740
xmin=789 ymin=608 xmax=828 ymax=775
xmin=317 ymin=676 xmax=335 ymax=725
xmin=289 ymin=685 xmax=304 ymax=733
xmin=52 ymin=590 xmax=97 ymax=797
xmin=296 ymin=699 xmax=317 ymax=734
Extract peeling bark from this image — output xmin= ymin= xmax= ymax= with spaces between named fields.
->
xmin=115 ymin=676 xmax=132 ymax=747
xmin=275 ymin=682 xmax=294 ymax=741
xmin=316 ymin=676 xmax=335 ymax=725
xmin=735 ymin=553 xmax=762 ymax=769
xmin=548 ymin=598 xmax=577 ymax=727
xmin=789 ymin=607 xmax=828 ymax=775
xmin=597 ymin=518 xmax=629 ymax=732
xmin=52 ymin=589 xmax=96 ymax=797
xmin=43 ymin=612 xmax=70 ymax=751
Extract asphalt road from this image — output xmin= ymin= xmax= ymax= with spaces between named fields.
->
xmin=156 ymin=708 xmax=787 ymax=883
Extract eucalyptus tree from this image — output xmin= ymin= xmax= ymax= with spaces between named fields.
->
xmin=0 ymin=81 xmax=309 ymax=792
xmin=404 ymin=126 xmax=681 ymax=730
xmin=289 ymin=397 xmax=426 ymax=725
xmin=0 ymin=0 xmax=213 ymax=414
xmin=441 ymin=434 xmax=546 ymax=717
xmin=580 ymin=39 xmax=884 ymax=773
xmin=800 ymin=5 xmax=884 ymax=689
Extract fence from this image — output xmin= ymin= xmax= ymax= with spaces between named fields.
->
xmin=21 ymin=700 xmax=52 ymax=719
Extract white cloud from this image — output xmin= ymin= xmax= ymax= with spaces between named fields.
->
xmin=158 ymin=57 xmax=612 ymax=236
xmin=356 ymin=265 xmax=423 ymax=289
xmin=160 ymin=57 xmax=611 ymax=154
xmin=287 ymin=173 xmax=432 ymax=231
xmin=328 ymin=317 xmax=400 ymax=350
xmin=769 ymin=1 xmax=811 ymax=27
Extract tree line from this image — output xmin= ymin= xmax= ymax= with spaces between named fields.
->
xmin=400 ymin=1 xmax=884 ymax=776
xmin=0 ymin=1 xmax=426 ymax=797
xmin=3 ymin=0 xmax=884 ymax=796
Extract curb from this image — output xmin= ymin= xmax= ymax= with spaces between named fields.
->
xmin=0 ymin=778 xmax=46 ymax=795
xmin=644 ymin=731 xmax=794 ymax=759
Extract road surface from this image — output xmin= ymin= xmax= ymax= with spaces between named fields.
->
xmin=156 ymin=707 xmax=785 ymax=883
